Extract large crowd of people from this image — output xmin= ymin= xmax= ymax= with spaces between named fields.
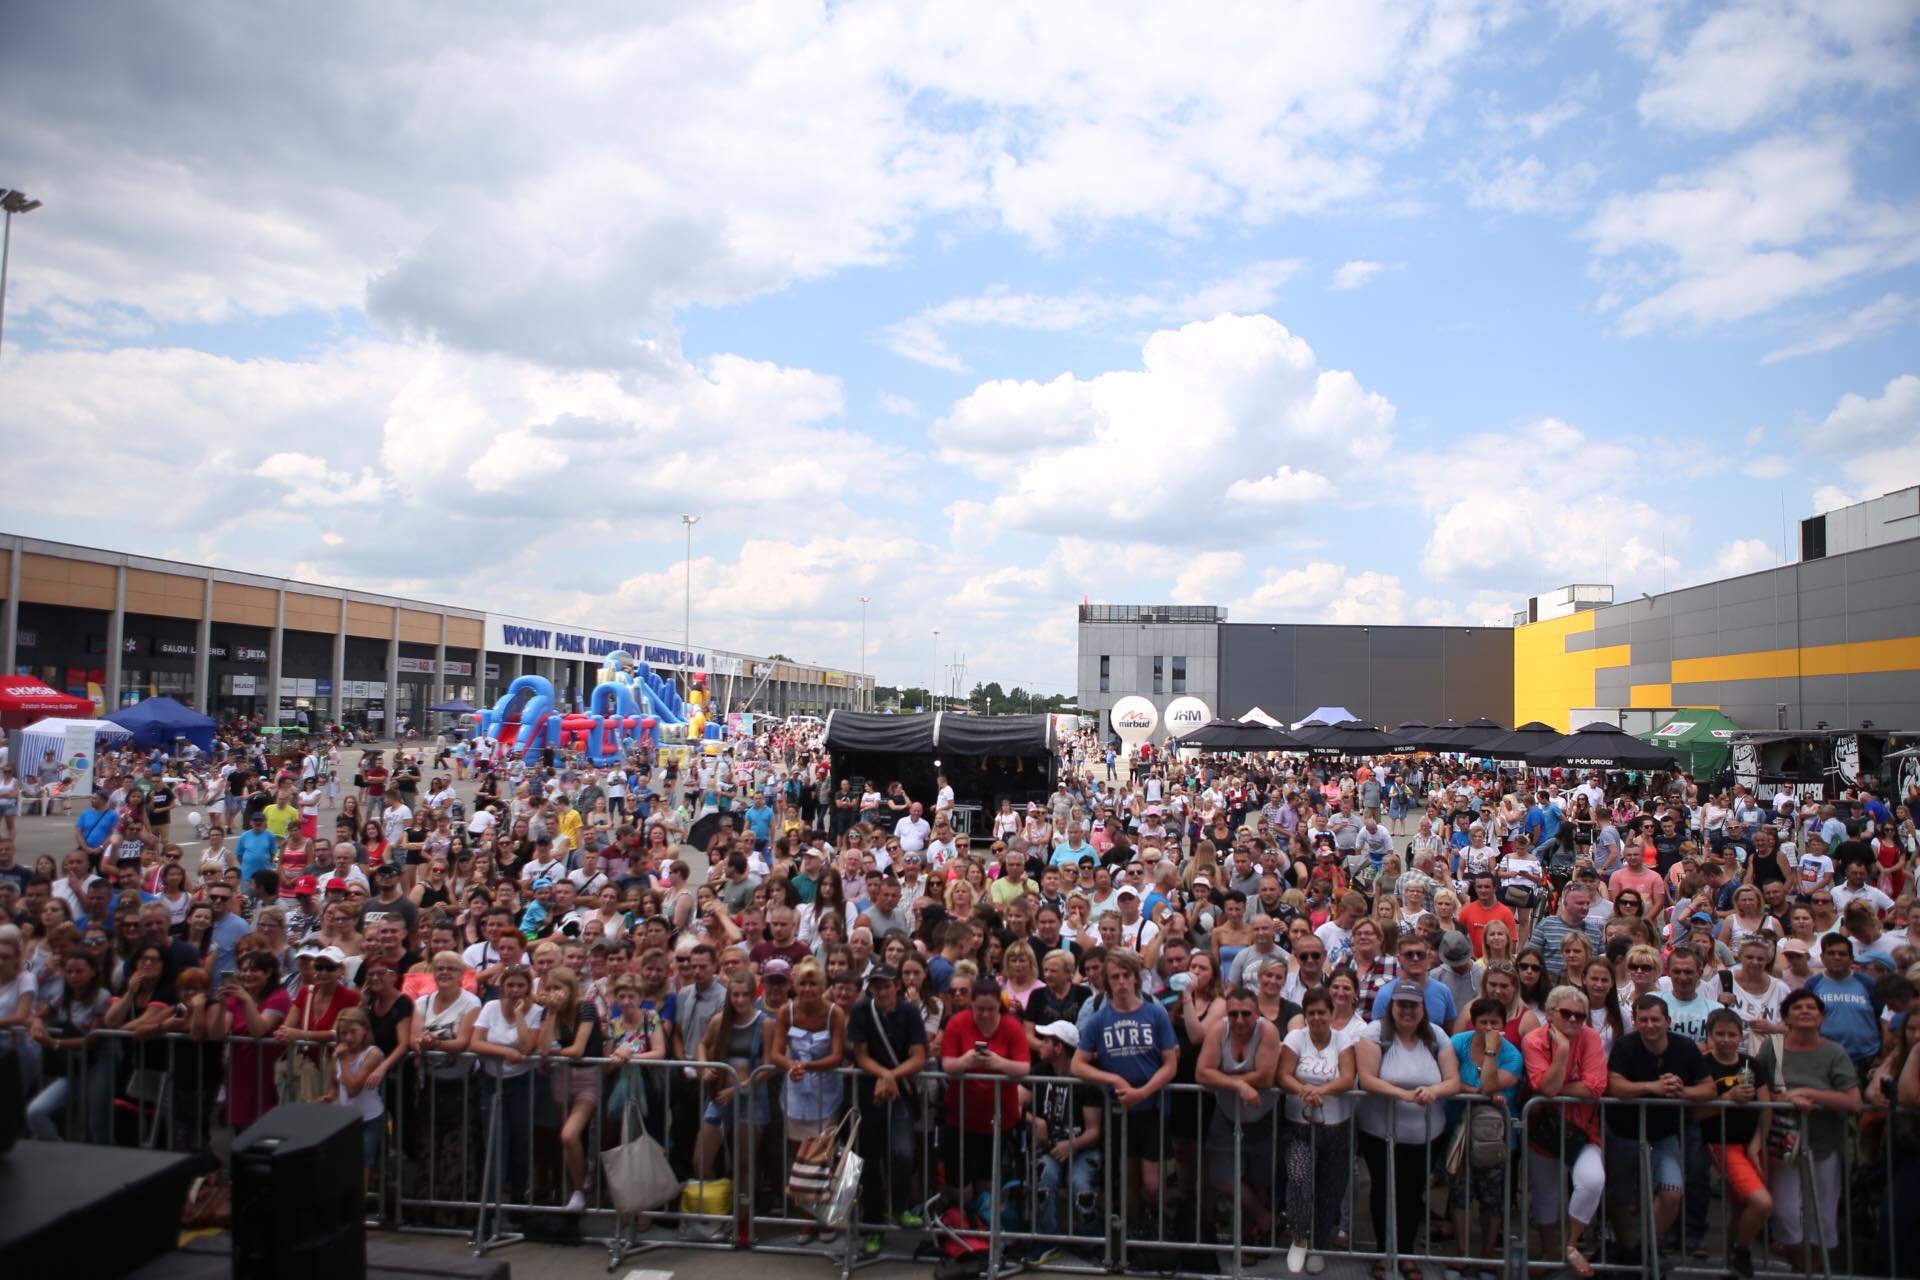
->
xmin=2 ymin=715 xmax=1919 ymax=1278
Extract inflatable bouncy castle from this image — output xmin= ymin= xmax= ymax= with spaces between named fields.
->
xmin=475 ymin=649 xmax=720 ymax=764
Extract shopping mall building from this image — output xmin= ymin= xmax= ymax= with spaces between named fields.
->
xmin=0 ymin=534 xmax=873 ymax=729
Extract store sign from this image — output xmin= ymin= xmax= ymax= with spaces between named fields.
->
xmin=156 ymin=640 xmax=197 ymax=658
xmin=483 ymin=663 xmax=501 ymax=681
xmin=16 ymin=629 xmax=36 ymax=648
xmin=485 ymin=613 xmax=712 ymax=670
xmin=445 ymin=660 xmax=473 ymax=676
xmin=233 ymin=645 xmax=268 ymax=663
xmin=316 ymin=678 xmax=334 ymax=696
xmin=397 ymin=656 xmax=435 ymax=674
xmin=231 ymin=675 xmax=257 ymax=696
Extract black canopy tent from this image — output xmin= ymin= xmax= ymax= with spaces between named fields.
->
xmin=823 ymin=710 xmax=1056 ymax=814
xmin=1524 ymin=722 xmax=1681 ymax=770
xmin=1171 ymin=717 xmax=1309 ymax=753
xmin=1411 ymin=718 xmax=1464 ymax=750
xmin=1306 ymin=721 xmax=1415 ymax=757
xmin=1446 ymin=717 xmax=1509 ymax=751
xmin=1478 ymin=721 xmax=1561 ymax=761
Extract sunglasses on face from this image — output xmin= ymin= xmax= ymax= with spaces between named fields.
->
xmin=1517 ymin=963 xmax=1543 ymax=972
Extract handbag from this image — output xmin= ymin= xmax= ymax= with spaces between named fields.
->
xmin=820 ymin=1110 xmax=865 ymax=1229
xmin=1443 ymin=1116 xmax=1471 ymax=1176
xmin=1501 ymin=883 xmax=1537 ymax=910
xmin=274 ymin=1046 xmax=326 ymax=1104
xmin=1526 ymin=1104 xmax=1588 ymax=1163
xmin=601 ymin=1093 xmax=681 ymax=1214
xmin=1763 ymin=1035 xmax=1801 ymax=1166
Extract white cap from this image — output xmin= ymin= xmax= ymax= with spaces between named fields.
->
xmin=1035 ymin=1021 xmax=1080 ymax=1049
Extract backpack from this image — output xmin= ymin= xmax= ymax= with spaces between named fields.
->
xmin=1469 ymin=1103 xmax=1509 ymax=1169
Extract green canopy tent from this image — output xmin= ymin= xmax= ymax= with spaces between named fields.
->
xmin=1638 ymin=709 xmax=1744 ymax=776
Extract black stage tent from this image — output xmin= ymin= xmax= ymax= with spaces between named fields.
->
xmin=824 ymin=710 xmax=1057 ymax=815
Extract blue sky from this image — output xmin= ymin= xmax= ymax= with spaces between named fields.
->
xmin=1 ymin=1 xmax=1916 ymax=697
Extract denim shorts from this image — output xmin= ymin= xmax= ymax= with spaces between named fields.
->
xmin=1605 ymin=1132 xmax=1682 ymax=1206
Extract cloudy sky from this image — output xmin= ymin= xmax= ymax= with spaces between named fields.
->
xmin=2 ymin=1 xmax=1916 ymax=695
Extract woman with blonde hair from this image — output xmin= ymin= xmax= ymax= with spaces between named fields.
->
xmin=945 ymin=877 xmax=978 ymax=921
xmin=1481 ymin=917 xmax=1519 ymax=968
xmin=767 ymin=957 xmax=848 ymax=1241
xmin=1000 ymin=941 xmax=1042 ymax=1009
xmin=1184 ymin=840 xmax=1222 ymax=890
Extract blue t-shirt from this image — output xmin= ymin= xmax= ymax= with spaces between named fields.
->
xmin=75 ymin=806 xmax=119 ymax=849
xmin=743 ymin=805 xmax=774 ymax=843
xmin=1526 ymin=803 xmax=1562 ymax=844
xmin=1082 ymin=998 xmax=1177 ymax=1111
xmin=1448 ymin=1029 xmax=1522 ymax=1145
xmin=1050 ymin=841 xmax=1093 ymax=867
xmin=1370 ymin=978 xmax=1458 ymax=1028
xmin=1803 ymin=972 xmax=1880 ymax=1061
xmin=235 ymin=829 xmax=279 ymax=880
xmin=208 ymin=913 xmax=251 ymax=982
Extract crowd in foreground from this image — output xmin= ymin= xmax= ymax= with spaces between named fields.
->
xmin=2 ymin=718 xmax=1919 ymax=1279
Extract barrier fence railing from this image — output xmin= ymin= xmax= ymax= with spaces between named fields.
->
xmin=9 ymin=1027 xmax=1920 ymax=1278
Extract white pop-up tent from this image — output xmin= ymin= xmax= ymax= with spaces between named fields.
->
xmin=1239 ymin=707 xmax=1284 ymax=727
xmin=1292 ymin=705 xmax=1357 ymax=730
xmin=17 ymin=716 xmax=133 ymax=780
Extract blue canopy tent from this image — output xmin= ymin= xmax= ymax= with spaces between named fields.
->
xmin=106 ymin=696 xmax=217 ymax=755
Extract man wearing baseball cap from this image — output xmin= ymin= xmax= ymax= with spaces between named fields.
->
xmin=848 ymin=964 xmax=927 ymax=1250
xmin=1031 ymin=1021 xmax=1101 ymax=1254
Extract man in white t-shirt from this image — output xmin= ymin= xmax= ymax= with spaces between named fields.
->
xmin=893 ymin=801 xmax=932 ymax=854
xmin=934 ymin=774 xmax=955 ymax=816
xmin=466 ymin=804 xmax=498 ymax=838
xmin=382 ymin=799 xmax=413 ymax=845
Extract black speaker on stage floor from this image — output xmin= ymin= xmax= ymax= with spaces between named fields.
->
xmin=231 ymin=1103 xmax=365 ymax=1280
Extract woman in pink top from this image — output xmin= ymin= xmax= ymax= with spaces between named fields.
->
xmin=1522 ymin=985 xmax=1608 ymax=1278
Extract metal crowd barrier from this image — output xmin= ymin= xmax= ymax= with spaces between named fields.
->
xmin=12 ymin=1027 xmax=1920 ymax=1279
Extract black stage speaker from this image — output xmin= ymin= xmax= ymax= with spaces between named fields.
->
xmin=231 ymin=1103 xmax=365 ymax=1280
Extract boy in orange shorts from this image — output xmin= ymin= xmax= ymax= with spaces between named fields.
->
xmin=1697 ymin=1008 xmax=1774 ymax=1278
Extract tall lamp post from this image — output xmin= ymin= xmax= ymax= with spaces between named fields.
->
xmin=858 ymin=596 xmax=870 ymax=710
xmin=0 ymin=188 xmax=44 ymax=357
xmin=680 ymin=514 xmax=699 ymax=692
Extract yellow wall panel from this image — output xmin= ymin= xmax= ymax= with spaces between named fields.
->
xmin=1629 ymin=683 xmax=1673 ymax=708
xmin=1512 ymin=612 xmax=1630 ymax=730
xmin=1671 ymin=636 xmax=1920 ymax=684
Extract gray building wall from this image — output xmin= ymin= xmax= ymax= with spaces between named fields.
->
xmin=1579 ymin=537 xmax=1920 ymax=730
xmin=1077 ymin=620 xmax=1220 ymax=740
xmin=1217 ymin=623 xmax=1513 ymax=728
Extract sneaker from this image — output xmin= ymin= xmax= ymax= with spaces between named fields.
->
xmin=896 ymin=1209 xmax=925 ymax=1228
xmin=1730 ymin=1246 xmax=1754 ymax=1278
xmin=1305 ymin=1256 xmax=1326 ymax=1276
xmin=562 ymin=1190 xmax=586 ymax=1213
xmin=862 ymin=1234 xmax=883 ymax=1256
xmin=1286 ymin=1241 xmax=1308 ymax=1274
xmin=1025 ymin=1244 xmax=1061 ymax=1265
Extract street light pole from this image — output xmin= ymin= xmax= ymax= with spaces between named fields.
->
xmin=858 ymin=596 xmax=870 ymax=711
xmin=0 ymin=189 xmax=45 ymax=358
xmin=681 ymin=515 xmax=700 ymax=688
xmin=930 ymin=629 xmax=940 ymax=713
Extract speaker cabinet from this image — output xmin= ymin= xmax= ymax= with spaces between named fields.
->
xmin=231 ymin=1103 xmax=365 ymax=1280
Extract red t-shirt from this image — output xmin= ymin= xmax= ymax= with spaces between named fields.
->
xmin=939 ymin=1009 xmax=1029 ymax=1132
xmin=1457 ymin=899 xmax=1518 ymax=956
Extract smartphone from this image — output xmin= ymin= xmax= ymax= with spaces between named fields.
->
xmin=973 ymin=1040 xmax=988 ymax=1054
